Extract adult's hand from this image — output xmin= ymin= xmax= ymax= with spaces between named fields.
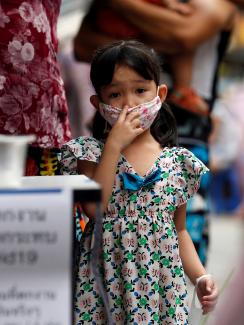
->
xmin=108 ymin=0 xmax=237 ymax=53
xmin=162 ymin=0 xmax=193 ymax=15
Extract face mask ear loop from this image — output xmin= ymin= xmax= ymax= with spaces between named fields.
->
xmin=156 ymin=86 xmax=159 ymax=97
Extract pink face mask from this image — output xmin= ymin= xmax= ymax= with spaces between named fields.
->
xmin=99 ymin=95 xmax=162 ymax=130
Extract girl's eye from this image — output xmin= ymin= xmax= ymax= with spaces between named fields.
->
xmin=136 ymin=88 xmax=146 ymax=94
xmin=109 ymin=92 xmax=120 ymax=99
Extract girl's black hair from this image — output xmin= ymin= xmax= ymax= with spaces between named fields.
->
xmin=90 ymin=40 xmax=178 ymax=147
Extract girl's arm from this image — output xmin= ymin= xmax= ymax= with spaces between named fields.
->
xmin=174 ymin=204 xmax=218 ymax=314
xmin=78 ymin=108 xmax=143 ymax=219
xmin=108 ymin=0 xmax=236 ymax=52
xmin=174 ymin=204 xmax=206 ymax=283
xmin=77 ymin=140 xmax=121 ymax=218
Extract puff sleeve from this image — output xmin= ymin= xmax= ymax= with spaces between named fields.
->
xmin=60 ymin=136 xmax=103 ymax=175
xmin=172 ymin=148 xmax=209 ymax=207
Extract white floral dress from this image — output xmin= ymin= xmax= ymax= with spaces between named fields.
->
xmin=61 ymin=136 xmax=208 ymax=325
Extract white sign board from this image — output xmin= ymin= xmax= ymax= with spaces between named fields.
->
xmin=0 ymin=188 xmax=73 ymax=325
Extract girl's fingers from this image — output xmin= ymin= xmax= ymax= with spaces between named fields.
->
xmin=202 ymin=304 xmax=215 ymax=314
xmin=202 ymin=293 xmax=218 ymax=301
xmin=205 ymin=278 xmax=215 ymax=293
xmin=202 ymin=302 xmax=215 ymax=313
xmin=117 ymin=108 xmax=140 ymax=127
xmin=118 ymin=106 xmax=128 ymax=122
xmin=134 ymin=127 xmax=145 ymax=136
xmin=201 ymin=294 xmax=218 ymax=315
xmin=202 ymin=298 xmax=217 ymax=306
xmin=131 ymin=118 xmax=141 ymax=129
xmin=198 ymin=278 xmax=218 ymax=297
xmin=126 ymin=110 xmax=140 ymax=123
xmin=197 ymin=280 xmax=218 ymax=316
xmin=202 ymin=285 xmax=218 ymax=301
xmin=200 ymin=297 xmax=217 ymax=308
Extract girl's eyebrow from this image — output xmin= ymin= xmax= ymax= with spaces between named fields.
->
xmin=108 ymin=80 xmax=151 ymax=87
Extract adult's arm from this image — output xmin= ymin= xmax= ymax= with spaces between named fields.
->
xmin=73 ymin=14 xmax=115 ymax=62
xmin=108 ymin=0 xmax=237 ymax=53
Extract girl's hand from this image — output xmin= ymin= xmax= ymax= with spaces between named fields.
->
xmin=196 ymin=275 xmax=218 ymax=315
xmin=107 ymin=107 xmax=144 ymax=151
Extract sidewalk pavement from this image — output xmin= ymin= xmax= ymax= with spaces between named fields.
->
xmin=189 ymin=214 xmax=243 ymax=324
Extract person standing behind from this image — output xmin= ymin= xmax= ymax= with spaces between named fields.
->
xmin=61 ymin=40 xmax=218 ymax=324
xmin=0 ymin=1 xmax=71 ymax=175
xmin=95 ymin=0 xmax=209 ymax=115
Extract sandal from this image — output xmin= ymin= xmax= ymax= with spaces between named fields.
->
xmin=168 ymin=86 xmax=209 ymax=116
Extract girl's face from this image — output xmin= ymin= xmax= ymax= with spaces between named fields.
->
xmin=100 ymin=64 xmax=162 ymax=109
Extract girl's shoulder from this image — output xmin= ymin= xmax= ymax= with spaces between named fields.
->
xmin=163 ymin=146 xmax=203 ymax=161
xmin=62 ymin=136 xmax=104 ymax=152
xmin=162 ymin=146 xmax=209 ymax=207
xmin=161 ymin=146 xmax=209 ymax=176
xmin=61 ymin=136 xmax=104 ymax=175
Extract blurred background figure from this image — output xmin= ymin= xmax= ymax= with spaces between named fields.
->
xmin=57 ymin=0 xmax=95 ymax=138
xmin=208 ymin=4 xmax=244 ymax=216
xmin=0 ymin=1 xmax=71 ymax=176
xmin=209 ymin=97 xmax=243 ymax=215
xmin=93 ymin=0 xmax=209 ymax=115
xmin=59 ymin=52 xmax=94 ymax=137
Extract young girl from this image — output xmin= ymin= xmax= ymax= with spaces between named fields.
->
xmin=61 ymin=40 xmax=218 ymax=324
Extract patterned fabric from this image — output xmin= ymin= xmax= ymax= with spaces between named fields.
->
xmin=0 ymin=1 xmax=71 ymax=148
xmin=61 ymin=136 xmax=208 ymax=325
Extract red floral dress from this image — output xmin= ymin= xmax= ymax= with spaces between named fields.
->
xmin=0 ymin=0 xmax=71 ymax=148
xmin=0 ymin=1 xmax=71 ymax=175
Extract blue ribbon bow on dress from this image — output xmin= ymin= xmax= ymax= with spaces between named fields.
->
xmin=121 ymin=167 xmax=162 ymax=191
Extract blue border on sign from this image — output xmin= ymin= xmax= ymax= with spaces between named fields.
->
xmin=0 ymin=189 xmax=62 ymax=195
